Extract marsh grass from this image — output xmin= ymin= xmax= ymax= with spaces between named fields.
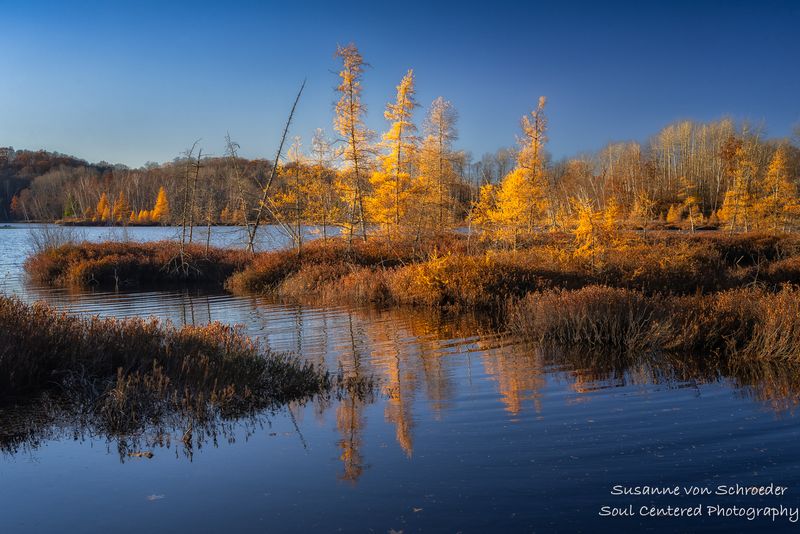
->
xmin=222 ymin=231 xmax=800 ymax=309
xmin=24 ymin=232 xmax=800 ymax=306
xmin=507 ymin=286 xmax=671 ymax=352
xmin=224 ymin=237 xmax=414 ymax=294
xmin=0 ymin=295 xmax=374 ymax=437
xmin=25 ymin=240 xmax=251 ymax=289
xmin=508 ymin=285 xmax=800 ymax=363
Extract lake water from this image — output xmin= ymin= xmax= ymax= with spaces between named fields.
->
xmin=2 ymin=224 xmax=800 ymax=533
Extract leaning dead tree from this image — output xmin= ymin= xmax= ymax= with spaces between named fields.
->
xmin=246 ymin=79 xmax=306 ymax=253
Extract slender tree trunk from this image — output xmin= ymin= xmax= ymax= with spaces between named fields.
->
xmin=188 ymin=150 xmax=202 ymax=244
xmin=248 ymin=80 xmax=306 ymax=253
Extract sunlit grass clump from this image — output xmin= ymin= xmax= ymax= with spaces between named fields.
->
xmin=23 ymin=231 xmax=800 ymax=311
xmin=226 ymin=231 xmax=800 ymax=308
xmin=25 ymin=240 xmax=251 ymax=290
xmin=508 ymin=285 xmax=800 ymax=362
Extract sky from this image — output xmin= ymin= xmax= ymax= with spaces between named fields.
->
xmin=1 ymin=0 xmax=799 ymax=167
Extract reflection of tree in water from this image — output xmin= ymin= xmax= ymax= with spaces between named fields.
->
xmin=335 ymin=311 xmax=369 ymax=481
xmin=330 ymin=307 xmax=475 ymax=475
xmin=359 ymin=308 xmax=489 ymax=457
xmin=364 ymin=312 xmax=417 ymax=458
xmin=336 ymin=396 xmax=366 ymax=482
xmin=480 ymin=341 xmax=545 ymax=415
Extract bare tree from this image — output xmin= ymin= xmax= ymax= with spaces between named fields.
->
xmin=246 ymin=79 xmax=306 ymax=253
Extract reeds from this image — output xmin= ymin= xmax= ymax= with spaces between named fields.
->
xmin=25 ymin=240 xmax=251 ymax=289
xmin=24 ymin=231 xmax=800 ymax=309
xmin=0 ymin=295 xmax=345 ymax=432
xmin=225 ymin=237 xmax=414 ymax=295
xmin=507 ymin=286 xmax=671 ymax=352
xmin=507 ymin=285 xmax=800 ymax=363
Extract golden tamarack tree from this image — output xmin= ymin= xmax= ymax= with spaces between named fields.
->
xmin=572 ymin=197 xmax=622 ymax=269
xmin=417 ymin=97 xmax=459 ymax=228
xmin=151 ymin=186 xmax=170 ymax=223
xmin=334 ymin=43 xmax=372 ymax=243
xmin=472 ymin=97 xmax=550 ymax=247
xmin=756 ymin=145 xmax=800 ymax=231
xmin=366 ymin=69 xmax=419 ymax=239
xmin=13 ymin=44 xmax=800 ymax=246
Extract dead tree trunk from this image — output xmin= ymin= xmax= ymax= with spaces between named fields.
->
xmin=247 ymin=79 xmax=306 ymax=253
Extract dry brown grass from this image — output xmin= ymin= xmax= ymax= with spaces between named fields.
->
xmin=24 ymin=231 xmax=800 ymax=310
xmin=508 ymin=284 xmax=800 ymax=363
xmin=25 ymin=240 xmax=251 ymax=289
xmin=0 ymin=295 xmax=349 ymax=433
xmin=507 ymin=286 xmax=671 ymax=352
xmin=223 ymin=231 xmax=800 ymax=310
xmin=225 ymin=237 xmax=413 ymax=294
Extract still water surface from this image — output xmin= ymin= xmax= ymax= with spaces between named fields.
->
xmin=1 ymin=224 xmax=800 ymax=533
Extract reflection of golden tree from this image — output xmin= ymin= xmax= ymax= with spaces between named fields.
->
xmin=358 ymin=307 xmax=480 ymax=457
xmin=336 ymin=397 xmax=366 ymax=482
xmin=364 ymin=312 xmax=417 ymax=458
xmin=334 ymin=311 xmax=370 ymax=482
xmin=384 ymin=354 xmax=415 ymax=458
xmin=481 ymin=344 xmax=545 ymax=415
xmin=330 ymin=307 xmax=528 ymax=470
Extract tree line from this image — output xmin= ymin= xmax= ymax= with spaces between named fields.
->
xmin=4 ymin=43 xmax=800 ymax=245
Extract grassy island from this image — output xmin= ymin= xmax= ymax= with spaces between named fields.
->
xmin=20 ymin=230 xmax=800 ymax=363
xmin=0 ymin=295 xmax=371 ymax=437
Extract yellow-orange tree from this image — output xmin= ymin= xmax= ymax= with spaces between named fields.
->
xmin=366 ymin=70 xmax=418 ymax=239
xmin=334 ymin=43 xmax=372 ymax=242
xmin=95 ymin=193 xmax=111 ymax=222
xmin=573 ymin=197 xmax=622 ymax=270
xmin=718 ymin=144 xmax=757 ymax=233
xmin=755 ymin=145 xmax=799 ymax=231
xmin=473 ymin=97 xmax=550 ymax=247
xmin=112 ymin=191 xmax=130 ymax=222
xmin=151 ymin=186 xmax=170 ymax=223
xmin=417 ymin=97 xmax=459 ymax=227
xmin=304 ymin=129 xmax=344 ymax=241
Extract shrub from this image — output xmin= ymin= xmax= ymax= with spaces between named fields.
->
xmin=597 ymin=240 xmax=725 ymax=292
xmin=225 ymin=238 xmax=412 ymax=295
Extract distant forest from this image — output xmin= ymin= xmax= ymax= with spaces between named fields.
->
xmin=3 ymin=44 xmax=800 ymax=242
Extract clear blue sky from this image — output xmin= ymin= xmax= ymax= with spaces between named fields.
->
xmin=1 ymin=0 xmax=798 ymax=167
